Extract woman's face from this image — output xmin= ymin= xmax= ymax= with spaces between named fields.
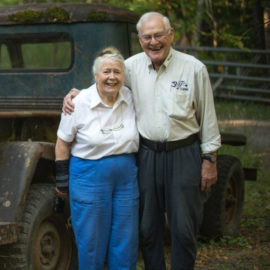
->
xmin=95 ymin=58 xmax=124 ymax=100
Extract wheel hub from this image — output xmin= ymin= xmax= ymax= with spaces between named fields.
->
xmin=33 ymin=221 xmax=61 ymax=270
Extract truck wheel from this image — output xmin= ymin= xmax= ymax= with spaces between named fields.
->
xmin=200 ymin=155 xmax=245 ymax=239
xmin=0 ymin=183 xmax=77 ymax=270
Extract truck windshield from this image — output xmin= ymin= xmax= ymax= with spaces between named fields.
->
xmin=0 ymin=33 xmax=72 ymax=71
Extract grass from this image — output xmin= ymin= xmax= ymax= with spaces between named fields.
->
xmin=216 ymin=99 xmax=270 ymax=222
xmin=215 ymin=100 xmax=270 ymax=120
xmin=218 ymin=144 xmax=262 ymax=168
xmin=243 ymin=169 xmax=270 ymax=218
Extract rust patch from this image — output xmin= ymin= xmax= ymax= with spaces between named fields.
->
xmin=0 ymin=222 xmax=18 ymax=245
xmin=25 ymin=157 xmax=31 ymax=168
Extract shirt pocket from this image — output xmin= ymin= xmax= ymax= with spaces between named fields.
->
xmin=167 ymin=91 xmax=192 ymax=120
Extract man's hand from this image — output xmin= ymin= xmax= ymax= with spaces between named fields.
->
xmin=201 ymin=160 xmax=217 ymax=191
xmin=62 ymin=88 xmax=79 ymax=114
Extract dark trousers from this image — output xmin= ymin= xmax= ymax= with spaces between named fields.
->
xmin=137 ymin=140 xmax=204 ymax=270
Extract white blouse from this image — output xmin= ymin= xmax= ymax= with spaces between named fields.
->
xmin=57 ymin=84 xmax=139 ymax=160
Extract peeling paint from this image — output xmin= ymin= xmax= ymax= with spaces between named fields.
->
xmin=2 ymin=200 xmax=11 ymax=207
xmin=25 ymin=157 xmax=30 ymax=168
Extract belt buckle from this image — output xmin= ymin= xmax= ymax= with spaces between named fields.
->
xmin=156 ymin=141 xmax=166 ymax=152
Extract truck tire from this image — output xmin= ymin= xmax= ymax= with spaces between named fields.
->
xmin=200 ymin=155 xmax=245 ymax=239
xmin=0 ymin=183 xmax=77 ymax=270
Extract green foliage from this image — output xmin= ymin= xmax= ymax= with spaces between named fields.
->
xmin=44 ymin=6 xmax=69 ymax=22
xmin=110 ymin=0 xmax=198 ymax=45
xmin=199 ymin=235 xmax=248 ymax=248
xmin=7 ymin=5 xmax=70 ymax=24
xmin=106 ymin=0 xmax=267 ymax=48
xmin=218 ymin=145 xmax=262 ymax=169
xmin=87 ymin=11 xmax=107 ymax=21
xmin=22 ymin=42 xmax=71 ymax=69
xmin=9 ymin=9 xmax=43 ymax=23
xmin=0 ymin=0 xmax=23 ymax=7
xmin=220 ymin=236 xmax=248 ymax=248
xmin=244 ymin=170 xmax=270 ymax=218
xmin=242 ymin=216 xmax=266 ymax=227
xmin=215 ymin=100 xmax=270 ymax=121
xmin=0 ymin=0 xmax=268 ymax=48
xmin=0 ymin=44 xmax=11 ymax=69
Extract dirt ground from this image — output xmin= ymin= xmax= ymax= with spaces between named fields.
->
xmin=194 ymin=222 xmax=270 ymax=270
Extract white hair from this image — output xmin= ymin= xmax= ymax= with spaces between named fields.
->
xmin=92 ymin=53 xmax=125 ymax=75
xmin=136 ymin=12 xmax=171 ymax=35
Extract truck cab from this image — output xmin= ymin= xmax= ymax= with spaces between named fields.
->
xmin=0 ymin=3 xmax=139 ymax=269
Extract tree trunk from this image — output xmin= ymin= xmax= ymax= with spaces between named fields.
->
xmin=264 ymin=7 xmax=270 ymax=64
xmin=192 ymin=0 xmax=204 ymax=46
xmin=253 ymin=0 xmax=265 ymax=49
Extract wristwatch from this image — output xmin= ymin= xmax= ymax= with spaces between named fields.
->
xmin=201 ymin=153 xmax=217 ymax=163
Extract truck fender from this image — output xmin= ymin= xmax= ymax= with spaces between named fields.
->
xmin=220 ymin=131 xmax=247 ymax=146
xmin=0 ymin=141 xmax=55 ymax=224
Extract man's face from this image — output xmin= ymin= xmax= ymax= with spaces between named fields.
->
xmin=138 ymin=15 xmax=174 ymax=70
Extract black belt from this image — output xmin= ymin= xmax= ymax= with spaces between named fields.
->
xmin=140 ymin=134 xmax=198 ymax=152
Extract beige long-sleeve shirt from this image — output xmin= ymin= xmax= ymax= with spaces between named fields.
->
xmin=124 ymin=48 xmax=221 ymax=154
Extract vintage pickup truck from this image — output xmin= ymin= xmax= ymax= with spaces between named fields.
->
xmin=0 ymin=3 xmax=256 ymax=270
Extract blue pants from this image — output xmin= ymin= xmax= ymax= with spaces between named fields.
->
xmin=69 ymin=154 xmax=139 ymax=270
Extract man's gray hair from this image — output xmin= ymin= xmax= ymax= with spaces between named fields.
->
xmin=136 ymin=12 xmax=171 ymax=35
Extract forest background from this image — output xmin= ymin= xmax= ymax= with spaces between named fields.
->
xmin=1 ymin=0 xmax=270 ymax=51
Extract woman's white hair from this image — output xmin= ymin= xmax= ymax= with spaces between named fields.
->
xmin=92 ymin=47 xmax=125 ymax=75
xmin=136 ymin=12 xmax=171 ymax=35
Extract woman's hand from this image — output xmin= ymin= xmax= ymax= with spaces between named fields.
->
xmin=55 ymin=187 xmax=68 ymax=199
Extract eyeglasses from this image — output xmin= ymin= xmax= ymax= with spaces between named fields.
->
xmin=100 ymin=123 xmax=124 ymax=134
xmin=139 ymin=31 xmax=170 ymax=43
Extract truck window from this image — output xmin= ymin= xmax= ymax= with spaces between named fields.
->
xmin=0 ymin=44 xmax=11 ymax=69
xmin=0 ymin=33 xmax=73 ymax=71
xmin=130 ymin=30 xmax=142 ymax=55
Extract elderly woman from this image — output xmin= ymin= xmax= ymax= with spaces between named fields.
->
xmin=55 ymin=47 xmax=139 ymax=270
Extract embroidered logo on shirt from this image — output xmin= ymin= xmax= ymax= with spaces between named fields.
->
xmin=171 ymin=80 xmax=189 ymax=91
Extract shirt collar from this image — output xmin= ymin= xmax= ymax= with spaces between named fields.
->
xmin=163 ymin=48 xmax=174 ymax=68
xmin=89 ymin=84 xmax=128 ymax=109
xmin=146 ymin=47 xmax=174 ymax=71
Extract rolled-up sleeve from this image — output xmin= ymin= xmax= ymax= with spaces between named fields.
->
xmin=195 ymin=65 xmax=221 ymax=153
xmin=57 ymin=112 xmax=77 ymax=143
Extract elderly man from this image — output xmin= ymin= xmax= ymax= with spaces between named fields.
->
xmin=63 ymin=12 xmax=221 ymax=270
